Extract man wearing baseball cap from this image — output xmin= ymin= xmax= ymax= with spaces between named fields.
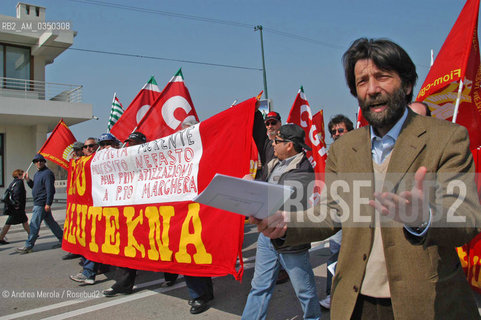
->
xmin=258 ymin=111 xmax=282 ymax=180
xmin=243 ymin=124 xmax=320 ymax=319
xmin=124 ymin=132 xmax=146 ymax=147
xmin=16 ymin=154 xmax=63 ymax=254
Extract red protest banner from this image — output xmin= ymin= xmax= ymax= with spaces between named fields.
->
xmin=39 ymin=119 xmax=77 ymax=169
xmin=63 ymin=97 xmax=257 ymax=280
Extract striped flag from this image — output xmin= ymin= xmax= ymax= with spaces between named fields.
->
xmin=107 ymin=93 xmax=124 ymax=131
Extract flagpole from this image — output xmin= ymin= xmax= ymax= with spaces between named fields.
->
xmin=452 ymin=79 xmax=464 ymax=123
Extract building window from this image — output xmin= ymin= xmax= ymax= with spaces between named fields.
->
xmin=0 ymin=44 xmax=31 ymax=89
xmin=0 ymin=134 xmax=4 ymax=187
xmin=5 ymin=45 xmax=30 ymax=80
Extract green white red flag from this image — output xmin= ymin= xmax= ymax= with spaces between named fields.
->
xmin=136 ymin=69 xmax=199 ymax=141
xmin=39 ymin=119 xmax=77 ymax=169
xmin=110 ymin=76 xmax=161 ymax=141
xmin=107 ymin=93 xmax=124 ymax=131
xmin=416 ymin=0 xmax=481 ymax=150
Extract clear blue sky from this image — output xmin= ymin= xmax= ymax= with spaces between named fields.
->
xmin=0 ymin=0 xmax=476 ymax=144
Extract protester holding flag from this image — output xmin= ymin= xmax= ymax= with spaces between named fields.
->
xmin=254 ymin=38 xmax=481 ymax=319
xmin=0 ymin=169 xmax=29 ymax=245
xmin=16 ymin=154 xmax=62 ymax=254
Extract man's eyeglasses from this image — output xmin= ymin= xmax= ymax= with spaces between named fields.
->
xmin=99 ymin=141 xmax=113 ymax=147
xmin=330 ymin=128 xmax=345 ymax=135
xmin=274 ymin=138 xmax=291 ymax=145
xmin=266 ymin=120 xmax=279 ymax=127
xmin=83 ymin=144 xmax=97 ymax=149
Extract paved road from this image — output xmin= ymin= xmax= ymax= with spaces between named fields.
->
xmin=0 ymin=205 xmax=480 ymax=319
xmin=0 ymin=205 xmax=333 ymax=320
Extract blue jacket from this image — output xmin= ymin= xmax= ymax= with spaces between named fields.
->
xmin=27 ymin=166 xmax=55 ymax=206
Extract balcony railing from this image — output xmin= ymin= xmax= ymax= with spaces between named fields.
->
xmin=0 ymin=77 xmax=83 ymax=103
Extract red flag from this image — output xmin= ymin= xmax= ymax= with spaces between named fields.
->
xmin=136 ymin=69 xmax=200 ymax=141
xmin=38 ymin=119 xmax=77 ymax=169
xmin=63 ymin=98 xmax=257 ymax=280
xmin=110 ymin=76 xmax=162 ymax=142
xmin=312 ymin=110 xmax=327 ymax=147
xmin=356 ymin=106 xmax=369 ymax=128
xmin=287 ymin=87 xmax=327 ymax=204
xmin=416 ymin=0 xmax=481 ymax=150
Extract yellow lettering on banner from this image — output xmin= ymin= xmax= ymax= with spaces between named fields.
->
xmin=124 ymin=206 xmax=146 ymax=258
xmin=457 ymin=246 xmax=468 ymax=269
xmin=63 ymin=203 xmax=71 ymax=241
xmin=175 ymin=203 xmax=212 ymax=264
xmin=67 ymin=204 xmax=77 ymax=244
xmin=68 ymin=157 xmax=89 ymax=196
xmin=88 ymin=206 xmax=102 ymax=252
xmin=75 ymin=204 xmax=88 ymax=247
xmin=102 ymin=208 xmax=121 ymax=254
xmin=145 ymin=206 xmax=174 ymax=261
xmin=471 ymin=256 xmax=481 ymax=288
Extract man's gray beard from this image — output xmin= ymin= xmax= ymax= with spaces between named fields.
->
xmin=359 ymin=87 xmax=407 ymax=129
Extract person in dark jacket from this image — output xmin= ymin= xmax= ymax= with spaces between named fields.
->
xmin=242 ymin=124 xmax=321 ymax=320
xmin=16 ymin=154 xmax=63 ymax=253
xmin=0 ymin=169 xmax=29 ymax=244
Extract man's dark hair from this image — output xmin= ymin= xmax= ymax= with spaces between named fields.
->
xmin=342 ymin=38 xmax=418 ymax=103
xmin=328 ymin=114 xmax=354 ymax=132
xmin=410 ymin=101 xmax=431 ymax=117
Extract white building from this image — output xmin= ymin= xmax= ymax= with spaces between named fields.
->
xmin=0 ymin=3 xmax=92 ymax=193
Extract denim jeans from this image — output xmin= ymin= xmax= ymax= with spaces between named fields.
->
xmin=326 ymin=230 xmax=342 ymax=295
xmin=82 ymin=259 xmax=98 ymax=279
xmin=25 ymin=205 xmax=63 ymax=249
xmin=242 ymin=233 xmax=321 ymax=320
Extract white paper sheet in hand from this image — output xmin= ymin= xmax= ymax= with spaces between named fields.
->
xmin=193 ymin=173 xmax=294 ymax=219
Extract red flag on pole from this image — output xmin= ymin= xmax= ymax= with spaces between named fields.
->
xmin=110 ymin=76 xmax=162 ymax=142
xmin=136 ymin=69 xmax=200 ymax=141
xmin=38 ymin=119 xmax=77 ymax=169
xmin=356 ymin=106 xmax=369 ymax=129
xmin=416 ymin=0 xmax=481 ymax=150
xmin=287 ymin=87 xmax=327 ymax=204
xmin=312 ymin=110 xmax=327 ymax=149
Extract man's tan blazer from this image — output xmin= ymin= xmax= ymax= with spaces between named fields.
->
xmin=284 ymin=110 xmax=481 ymax=319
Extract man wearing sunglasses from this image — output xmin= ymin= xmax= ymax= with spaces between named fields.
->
xmin=82 ymin=137 xmax=98 ymax=156
xmin=257 ymin=112 xmax=282 ymax=180
xmin=242 ymin=124 xmax=321 ymax=320
xmin=328 ymin=114 xmax=353 ymax=142
xmin=98 ymin=133 xmax=120 ymax=150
